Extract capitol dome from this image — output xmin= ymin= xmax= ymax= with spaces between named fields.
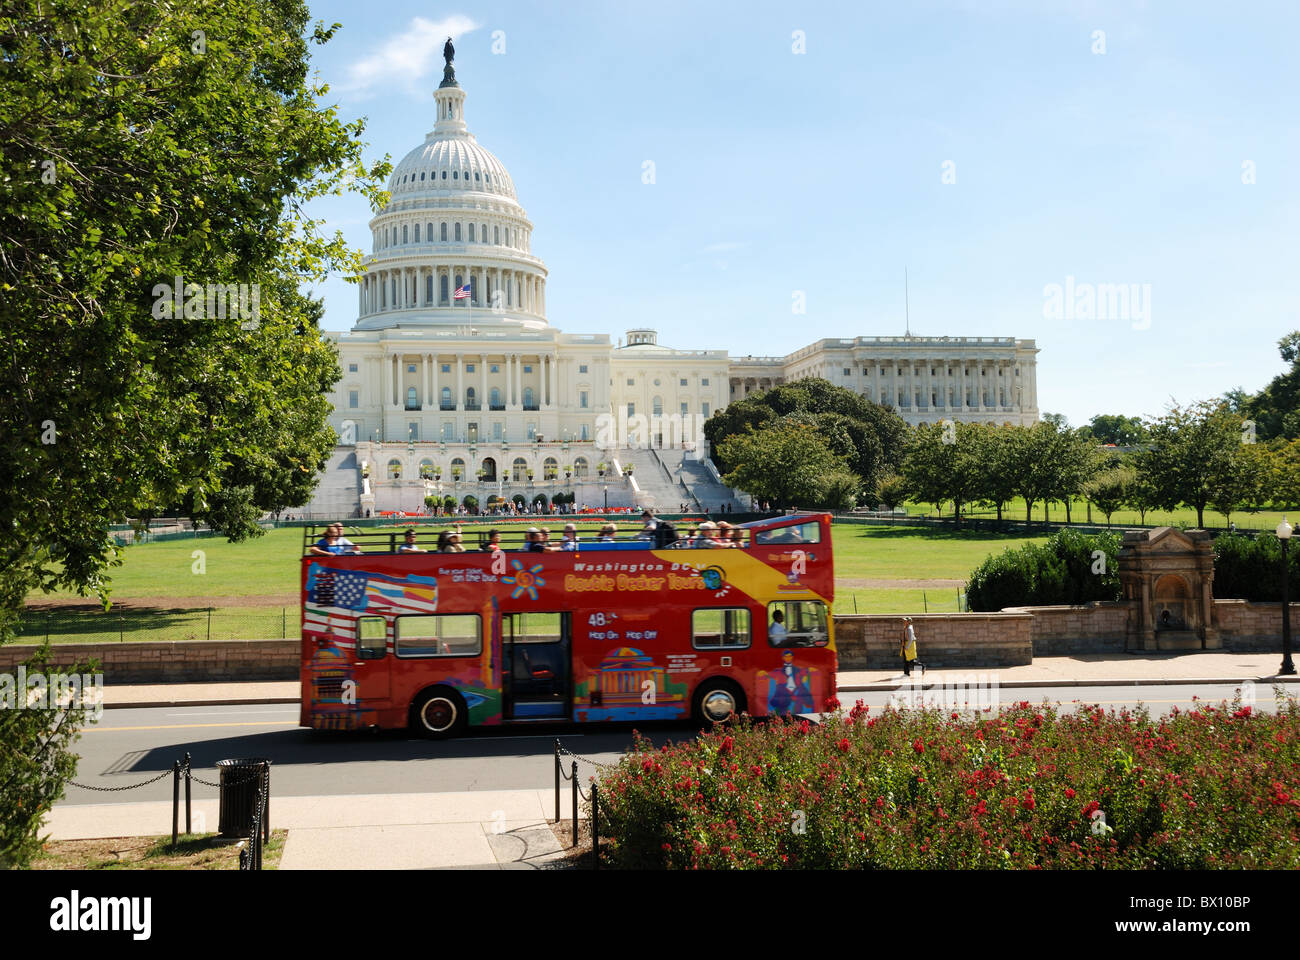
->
xmin=354 ymin=57 xmax=548 ymax=331
xmin=386 ymin=128 xmax=517 ymax=202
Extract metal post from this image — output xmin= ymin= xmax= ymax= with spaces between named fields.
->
xmin=571 ymin=761 xmax=578 ymax=848
xmin=206 ymin=607 xmax=211 ymax=642
xmin=591 ymin=783 xmax=599 ymax=870
xmin=184 ymin=752 xmax=191 ymax=835
xmin=282 ymin=607 xmax=287 ymax=639
xmin=554 ymin=740 xmax=561 ymax=822
xmin=263 ymin=762 xmax=271 ymax=844
xmin=171 ymin=760 xmax=180 ymax=846
xmin=1283 ymin=538 xmax=1296 ymax=675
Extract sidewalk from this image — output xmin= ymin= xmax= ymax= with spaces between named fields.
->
xmin=100 ymin=652 xmax=1298 ymax=708
xmin=44 ymin=789 xmax=579 ymax=869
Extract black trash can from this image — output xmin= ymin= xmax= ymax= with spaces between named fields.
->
xmin=217 ymin=758 xmax=271 ymax=838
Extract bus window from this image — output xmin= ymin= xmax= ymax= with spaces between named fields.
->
xmin=395 ymin=614 xmax=481 ymax=658
xmin=766 ymin=601 xmax=828 ymax=648
xmin=754 ymin=521 xmax=821 ymax=545
xmin=506 ymin=612 xmax=563 ymax=644
xmin=357 ymin=617 xmax=387 ymax=660
xmin=692 ymin=608 xmax=751 ymax=649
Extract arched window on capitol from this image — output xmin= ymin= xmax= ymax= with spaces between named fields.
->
xmin=543 ymin=458 xmax=558 ymax=480
xmin=574 ymin=458 xmax=589 ymax=478
xmin=512 ymin=457 xmax=528 ymax=481
xmin=455 ymin=223 xmax=462 ymax=241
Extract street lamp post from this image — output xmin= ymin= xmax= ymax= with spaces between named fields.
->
xmin=1279 ymin=517 xmax=1296 ymax=676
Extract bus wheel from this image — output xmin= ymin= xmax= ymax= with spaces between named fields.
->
xmin=693 ymin=680 xmax=745 ymax=726
xmin=410 ymin=687 xmax=468 ymax=739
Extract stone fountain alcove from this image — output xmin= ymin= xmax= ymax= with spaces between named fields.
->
xmin=1118 ymin=527 xmax=1220 ymax=651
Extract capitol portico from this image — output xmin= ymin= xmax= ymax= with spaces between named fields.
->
xmin=318 ymin=46 xmax=1039 ymax=515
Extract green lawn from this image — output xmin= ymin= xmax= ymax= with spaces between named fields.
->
xmin=901 ymin=497 xmax=1290 ymax=532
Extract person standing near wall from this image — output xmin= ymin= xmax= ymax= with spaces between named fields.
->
xmin=900 ymin=617 xmax=924 ymax=677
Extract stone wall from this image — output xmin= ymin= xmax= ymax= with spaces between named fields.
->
xmin=1002 ymin=602 xmax=1133 ymax=656
xmin=1215 ymin=600 xmax=1300 ymax=652
xmin=833 ymin=613 xmax=1033 ymax=670
xmin=0 ymin=639 xmax=298 ymax=683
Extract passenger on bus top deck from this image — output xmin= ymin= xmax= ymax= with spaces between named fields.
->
xmin=436 ymin=531 xmax=455 ymax=553
xmin=638 ymin=510 xmax=657 ymax=539
xmin=692 ymin=521 xmax=720 ymax=548
xmin=482 ymin=529 xmax=502 ymax=552
xmin=597 ymin=523 xmax=617 ymax=542
xmin=398 ymin=528 xmax=424 ymax=553
xmin=525 ymin=527 xmax=546 ymax=552
xmin=310 ymin=523 xmax=362 ymax=556
xmin=448 ymin=531 xmax=465 ymax=553
xmin=561 ymin=524 xmax=580 ymax=551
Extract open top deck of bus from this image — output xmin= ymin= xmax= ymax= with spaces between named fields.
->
xmin=298 ymin=512 xmax=829 ymax=557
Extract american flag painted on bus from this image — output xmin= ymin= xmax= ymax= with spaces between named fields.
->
xmin=305 ymin=563 xmax=438 ymax=615
xmin=303 ymin=607 xmax=359 ymax=641
xmin=364 ymin=579 xmax=439 ymax=615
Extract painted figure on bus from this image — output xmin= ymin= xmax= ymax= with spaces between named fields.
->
xmin=759 ymin=650 xmax=815 ymax=715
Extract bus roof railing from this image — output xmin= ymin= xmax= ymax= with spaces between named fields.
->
xmin=299 ymin=512 xmax=828 ymax=558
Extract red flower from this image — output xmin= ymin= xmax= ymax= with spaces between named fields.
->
xmin=799 ymin=720 xmax=811 ymax=735
xmin=912 ymin=738 xmax=925 ymax=755
xmin=824 ymin=696 xmax=841 ymax=711
xmin=837 ymin=738 xmax=850 ymax=752
xmin=1065 ymin=788 xmax=1076 ymax=799
xmin=719 ymin=736 xmax=734 ymax=755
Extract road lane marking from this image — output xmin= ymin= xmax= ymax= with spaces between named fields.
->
xmin=86 ymin=720 xmax=301 ymax=732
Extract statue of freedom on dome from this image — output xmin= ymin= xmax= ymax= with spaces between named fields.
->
xmin=440 ymin=37 xmax=457 ymax=87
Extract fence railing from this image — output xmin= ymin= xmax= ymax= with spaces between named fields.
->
xmin=65 ymin=752 xmax=271 ymax=868
xmin=16 ymin=607 xmax=295 ymax=644
xmin=554 ymin=739 xmax=612 ymax=869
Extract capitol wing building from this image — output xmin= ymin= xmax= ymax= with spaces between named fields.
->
xmin=316 ymin=58 xmax=1039 ymax=516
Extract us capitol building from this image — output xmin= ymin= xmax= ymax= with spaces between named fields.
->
xmin=317 ymin=45 xmax=1039 ymax=516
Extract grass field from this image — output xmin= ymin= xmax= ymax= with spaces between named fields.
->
xmin=901 ymin=497 xmax=1291 ymax=531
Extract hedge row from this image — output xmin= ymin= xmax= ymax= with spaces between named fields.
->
xmin=965 ymin=529 xmax=1121 ymax=612
xmin=595 ymin=697 xmax=1300 ymax=869
xmin=1213 ymin=533 xmax=1300 ymax=602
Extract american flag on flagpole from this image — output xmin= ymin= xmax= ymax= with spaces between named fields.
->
xmin=454 ymin=282 xmax=471 ymax=300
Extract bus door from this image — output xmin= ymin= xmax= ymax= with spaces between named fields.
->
xmin=352 ymin=615 xmax=391 ymax=703
xmin=502 ymin=612 xmax=570 ymax=720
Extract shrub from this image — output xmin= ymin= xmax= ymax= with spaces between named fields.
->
xmin=595 ymin=695 xmax=1300 ymax=870
xmin=965 ymin=528 xmax=1121 ymax=611
xmin=1213 ymin=532 xmax=1300 ymax=601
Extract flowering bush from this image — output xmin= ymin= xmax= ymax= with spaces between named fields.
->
xmin=595 ymin=693 xmax=1300 ymax=869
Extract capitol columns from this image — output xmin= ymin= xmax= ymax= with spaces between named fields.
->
xmin=480 ymin=353 xmax=488 ymax=408
xmin=456 ymin=354 xmax=464 ymax=412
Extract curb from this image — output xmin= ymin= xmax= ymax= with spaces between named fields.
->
xmin=838 ymin=675 xmax=1300 ymax=693
xmin=103 ymin=697 xmax=300 ymax=710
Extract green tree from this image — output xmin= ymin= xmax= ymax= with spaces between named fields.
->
xmin=874 ymin=473 xmax=909 ymax=513
xmin=1243 ymin=332 xmax=1300 ymax=440
xmin=1208 ymin=442 xmax=1271 ymax=528
xmin=969 ymin=424 xmax=1020 ymax=522
xmin=0 ymin=0 xmax=387 ymax=867
xmin=1141 ymin=402 xmax=1242 ymax=528
xmin=1083 ymin=466 xmax=1135 ymax=527
xmin=717 ymin=424 xmax=855 ymax=510
xmin=1081 ymin=414 xmax=1149 ymax=446
xmin=901 ymin=421 xmax=982 ymax=526
xmin=1005 ymin=422 xmax=1062 ymax=525
xmin=705 ymin=378 xmax=906 ymax=496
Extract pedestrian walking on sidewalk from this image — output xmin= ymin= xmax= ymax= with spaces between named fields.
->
xmin=900 ymin=617 xmax=924 ymax=677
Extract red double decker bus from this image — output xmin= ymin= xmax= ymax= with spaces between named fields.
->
xmin=299 ymin=513 xmax=836 ymax=737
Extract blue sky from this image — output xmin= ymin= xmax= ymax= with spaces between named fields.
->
xmin=302 ymin=0 xmax=1300 ymax=428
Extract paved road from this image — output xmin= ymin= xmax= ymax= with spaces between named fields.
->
xmin=62 ymin=681 xmax=1278 ymax=805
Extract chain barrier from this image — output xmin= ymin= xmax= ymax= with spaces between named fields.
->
xmin=555 ymin=742 xmax=619 ymax=772
xmin=67 ymin=768 xmax=173 ymax=792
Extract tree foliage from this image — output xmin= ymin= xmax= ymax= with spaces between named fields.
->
xmin=0 ymin=0 xmax=388 ymax=867
xmin=705 ymin=378 xmax=906 ymax=499
xmin=966 ymin=529 xmax=1122 ymax=611
xmin=717 ymin=423 xmax=856 ymax=510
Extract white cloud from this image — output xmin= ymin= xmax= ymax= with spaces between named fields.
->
xmin=337 ymin=15 xmax=479 ymax=98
